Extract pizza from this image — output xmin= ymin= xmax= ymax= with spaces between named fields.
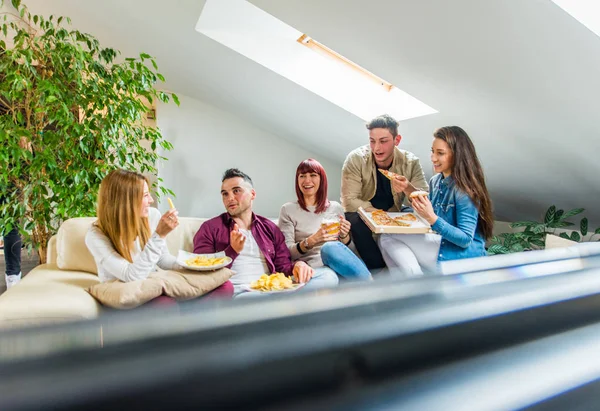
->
xmin=372 ymin=210 xmax=412 ymax=227
xmin=371 ymin=210 xmax=396 ymax=226
xmin=392 ymin=219 xmax=411 ymax=227
xmin=378 ymin=169 xmax=401 ymax=180
xmin=395 ymin=213 xmax=417 ymax=222
xmin=410 ymin=190 xmax=428 ymax=199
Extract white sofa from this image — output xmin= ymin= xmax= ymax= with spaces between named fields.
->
xmin=0 ymin=216 xmax=206 ymax=329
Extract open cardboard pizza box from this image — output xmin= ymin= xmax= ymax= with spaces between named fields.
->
xmin=358 ymin=207 xmax=432 ymax=234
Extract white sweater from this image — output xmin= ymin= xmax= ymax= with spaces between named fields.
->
xmin=85 ymin=208 xmax=178 ymax=283
xmin=278 ymin=201 xmax=345 ymax=268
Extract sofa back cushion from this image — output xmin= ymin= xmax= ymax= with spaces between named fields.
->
xmin=56 ymin=215 xmax=206 ymax=274
xmin=56 ymin=217 xmax=98 ymax=274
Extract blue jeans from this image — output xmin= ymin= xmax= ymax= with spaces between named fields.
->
xmin=320 ymin=241 xmax=372 ymax=282
xmin=2 ymin=227 xmax=21 ymax=276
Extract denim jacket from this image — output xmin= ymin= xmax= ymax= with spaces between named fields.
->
xmin=429 ymin=174 xmax=486 ymax=261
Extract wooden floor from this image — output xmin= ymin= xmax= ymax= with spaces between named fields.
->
xmin=0 ymin=251 xmax=39 ymax=296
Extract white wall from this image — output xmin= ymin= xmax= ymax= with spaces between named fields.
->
xmin=156 ymin=94 xmax=343 ymax=219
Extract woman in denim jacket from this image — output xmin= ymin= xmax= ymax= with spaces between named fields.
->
xmin=379 ymin=126 xmax=494 ymax=276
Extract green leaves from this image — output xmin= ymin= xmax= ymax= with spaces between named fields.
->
xmin=0 ymin=3 xmax=176 ymax=256
xmin=489 ymin=205 xmax=593 ymax=254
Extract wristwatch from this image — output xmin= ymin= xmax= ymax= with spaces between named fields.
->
xmin=303 ymin=238 xmax=310 ymax=249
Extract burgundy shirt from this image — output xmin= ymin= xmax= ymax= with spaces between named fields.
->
xmin=193 ymin=212 xmax=294 ymax=276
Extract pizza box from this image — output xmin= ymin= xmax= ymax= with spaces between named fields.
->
xmin=358 ymin=207 xmax=432 ymax=234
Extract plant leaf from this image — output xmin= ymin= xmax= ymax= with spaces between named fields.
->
xmin=544 ymin=205 xmax=556 ymax=224
xmin=559 ymin=232 xmax=571 ymax=240
xmin=530 ymin=239 xmax=546 ymax=247
xmin=510 ymin=243 xmax=526 ymax=252
xmin=595 ymin=228 xmax=600 ymax=235
xmin=547 ymin=221 xmax=574 ymax=229
xmin=570 ymin=232 xmax=581 ymax=242
xmin=580 ymin=218 xmax=588 ymax=236
xmin=510 ymin=221 xmax=539 ymax=228
xmin=487 ymin=244 xmax=510 ymax=255
xmin=561 ymin=208 xmax=585 ymax=220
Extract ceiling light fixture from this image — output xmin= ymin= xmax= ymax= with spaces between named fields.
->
xmin=297 ymin=34 xmax=393 ymax=92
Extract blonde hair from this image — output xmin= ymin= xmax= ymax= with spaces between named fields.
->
xmin=96 ymin=169 xmax=151 ymax=262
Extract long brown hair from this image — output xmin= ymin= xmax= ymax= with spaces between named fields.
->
xmin=295 ymin=158 xmax=330 ymax=214
xmin=433 ymin=126 xmax=494 ymax=239
xmin=96 ymin=169 xmax=151 ymax=262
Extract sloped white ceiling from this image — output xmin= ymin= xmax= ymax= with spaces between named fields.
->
xmin=21 ymin=0 xmax=600 ymax=226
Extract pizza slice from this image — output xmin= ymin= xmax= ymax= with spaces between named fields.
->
xmin=378 ymin=168 xmax=401 ymax=181
xmin=395 ymin=213 xmax=417 ymax=222
xmin=392 ymin=219 xmax=411 ymax=227
xmin=371 ymin=210 xmax=395 ymax=226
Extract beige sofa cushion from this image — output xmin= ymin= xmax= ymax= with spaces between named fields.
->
xmin=55 ymin=215 xmax=207 ymax=274
xmin=87 ymin=268 xmax=232 ymax=309
xmin=87 ymin=277 xmax=164 ymax=309
xmin=56 ymin=217 xmax=98 ymax=274
xmin=0 ymin=264 xmax=102 ymax=328
xmin=164 ymin=218 xmax=206 ymax=256
xmin=155 ymin=268 xmax=232 ymax=300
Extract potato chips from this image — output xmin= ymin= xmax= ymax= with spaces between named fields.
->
xmin=185 ymin=255 xmax=227 ymax=267
xmin=250 ymin=273 xmax=294 ymax=292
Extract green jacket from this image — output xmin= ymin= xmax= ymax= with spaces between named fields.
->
xmin=341 ymin=145 xmax=428 ymax=212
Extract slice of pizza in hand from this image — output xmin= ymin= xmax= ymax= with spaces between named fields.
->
xmin=378 ymin=169 xmax=402 ymax=181
xmin=409 ymin=190 xmax=428 ymax=199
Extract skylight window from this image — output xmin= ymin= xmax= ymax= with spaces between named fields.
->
xmin=195 ymin=0 xmax=437 ymax=122
xmin=552 ymin=0 xmax=600 ymax=38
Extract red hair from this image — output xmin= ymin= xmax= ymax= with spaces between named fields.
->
xmin=295 ymin=158 xmax=330 ymax=214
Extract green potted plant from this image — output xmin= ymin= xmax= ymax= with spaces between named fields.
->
xmin=0 ymin=0 xmax=179 ymax=262
xmin=488 ymin=206 xmax=600 ymax=255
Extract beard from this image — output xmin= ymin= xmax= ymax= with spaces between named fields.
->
xmin=227 ymin=203 xmax=250 ymax=217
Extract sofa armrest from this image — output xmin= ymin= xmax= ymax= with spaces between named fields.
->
xmin=0 ymin=263 xmax=102 ymax=328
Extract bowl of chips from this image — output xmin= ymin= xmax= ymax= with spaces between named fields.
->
xmin=177 ymin=250 xmax=232 ymax=271
xmin=244 ymin=273 xmax=305 ymax=294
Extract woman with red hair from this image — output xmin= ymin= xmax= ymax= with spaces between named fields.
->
xmin=278 ymin=159 xmax=371 ymax=282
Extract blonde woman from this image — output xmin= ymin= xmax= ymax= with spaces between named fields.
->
xmin=85 ymin=169 xmax=233 ymax=300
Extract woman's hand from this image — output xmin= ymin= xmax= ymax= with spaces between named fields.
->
xmin=411 ymin=195 xmax=438 ymax=225
xmin=155 ymin=208 xmax=179 ymax=238
xmin=338 ymin=215 xmax=351 ymax=243
xmin=306 ymin=227 xmax=338 ymax=249
xmin=293 ymin=261 xmax=314 ymax=284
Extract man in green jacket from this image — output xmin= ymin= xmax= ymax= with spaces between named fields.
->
xmin=341 ymin=114 xmax=428 ymax=270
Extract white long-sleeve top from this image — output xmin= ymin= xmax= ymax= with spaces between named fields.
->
xmin=85 ymin=207 xmax=179 ymax=283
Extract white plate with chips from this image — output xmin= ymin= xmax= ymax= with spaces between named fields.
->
xmin=240 ymin=272 xmax=306 ymax=294
xmin=240 ymin=283 xmax=306 ymax=294
xmin=177 ymin=250 xmax=232 ymax=271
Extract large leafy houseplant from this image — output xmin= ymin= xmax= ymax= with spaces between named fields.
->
xmin=0 ymin=0 xmax=179 ymax=262
xmin=488 ymin=206 xmax=600 ymax=255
